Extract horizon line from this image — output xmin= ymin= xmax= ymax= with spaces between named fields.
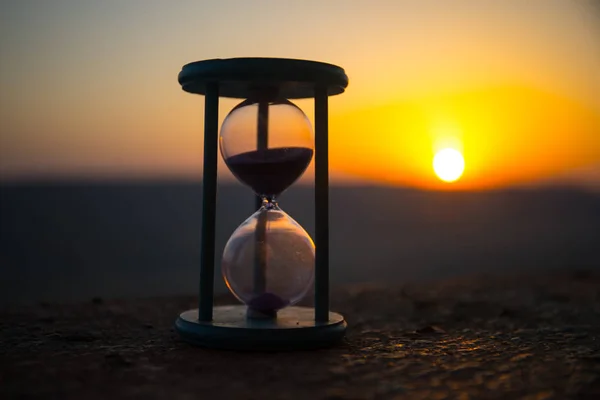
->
xmin=1 ymin=175 xmax=598 ymax=195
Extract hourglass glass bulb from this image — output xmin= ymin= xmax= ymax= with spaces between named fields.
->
xmin=222 ymin=202 xmax=315 ymax=316
xmin=219 ymin=97 xmax=314 ymax=197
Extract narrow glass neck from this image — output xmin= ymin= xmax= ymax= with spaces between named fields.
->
xmin=260 ymin=195 xmax=279 ymax=210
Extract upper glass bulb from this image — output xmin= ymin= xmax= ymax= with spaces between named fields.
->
xmin=219 ymin=97 xmax=314 ymax=197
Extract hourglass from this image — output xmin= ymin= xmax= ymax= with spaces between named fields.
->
xmin=175 ymin=58 xmax=348 ymax=350
xmin=221 ymin=97 xmax=316 ymax=319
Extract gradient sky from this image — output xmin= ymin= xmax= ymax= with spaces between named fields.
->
xmin=1 ymin=0 xmax=599 ymax=189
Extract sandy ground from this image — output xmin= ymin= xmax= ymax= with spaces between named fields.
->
xmin=2 ymin=269 xmax=600 ymax=399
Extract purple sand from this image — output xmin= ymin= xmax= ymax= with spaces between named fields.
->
xmin=225 ymin=147 xmax=313 ymax=196
xmin=248 ymin=292 xmax=289 ymax=312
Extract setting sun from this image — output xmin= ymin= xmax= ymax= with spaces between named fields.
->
xmin=433 ymin=148 xmax=465 ymax=183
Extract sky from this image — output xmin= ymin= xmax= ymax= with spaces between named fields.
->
xmin=1 ymin=0 xmax=599 ymax=190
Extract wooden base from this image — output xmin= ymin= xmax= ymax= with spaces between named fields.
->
xmin=175 ymin=305 xmax=346 ymax=351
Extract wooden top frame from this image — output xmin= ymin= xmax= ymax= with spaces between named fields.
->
xmin=178 ymin=57 xmax=349 ymax=99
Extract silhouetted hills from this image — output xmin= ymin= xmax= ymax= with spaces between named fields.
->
xmin=1 ymin=180 xmax=599 ymax=305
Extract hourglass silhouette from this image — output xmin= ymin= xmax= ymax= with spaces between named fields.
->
xmin=175 ymin=58 xmax=348 ymax=350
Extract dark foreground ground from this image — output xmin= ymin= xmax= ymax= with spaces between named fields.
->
xmin=2 ymin=270 xmax=600 ymax=400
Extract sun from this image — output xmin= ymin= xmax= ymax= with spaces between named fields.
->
xmin=433 ymin=148 xmax=465 ymax=183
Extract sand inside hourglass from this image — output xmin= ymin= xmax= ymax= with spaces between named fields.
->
xmin=225 ymin=147 xmax=313 ymax=196
xmin=248 ymin=292 xmax=290 ymax=312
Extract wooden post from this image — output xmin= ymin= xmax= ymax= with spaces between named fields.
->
xmin=253 ymin=101 xmax=269 ymax=298
xmin=198 ymin=82 xmax=219 ymax=322
xmin=314 ymin=86 xmax=330 ymax=322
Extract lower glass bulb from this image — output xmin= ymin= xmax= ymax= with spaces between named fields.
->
xmin=222 ymin=204 xmax=315 ymax=316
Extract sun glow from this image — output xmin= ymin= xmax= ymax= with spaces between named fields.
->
xmin=433 ymin=148 xmax=465 ymax=183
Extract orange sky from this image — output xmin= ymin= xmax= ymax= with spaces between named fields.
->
xmin=1 ymin=0 xmax=599 ymax=190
